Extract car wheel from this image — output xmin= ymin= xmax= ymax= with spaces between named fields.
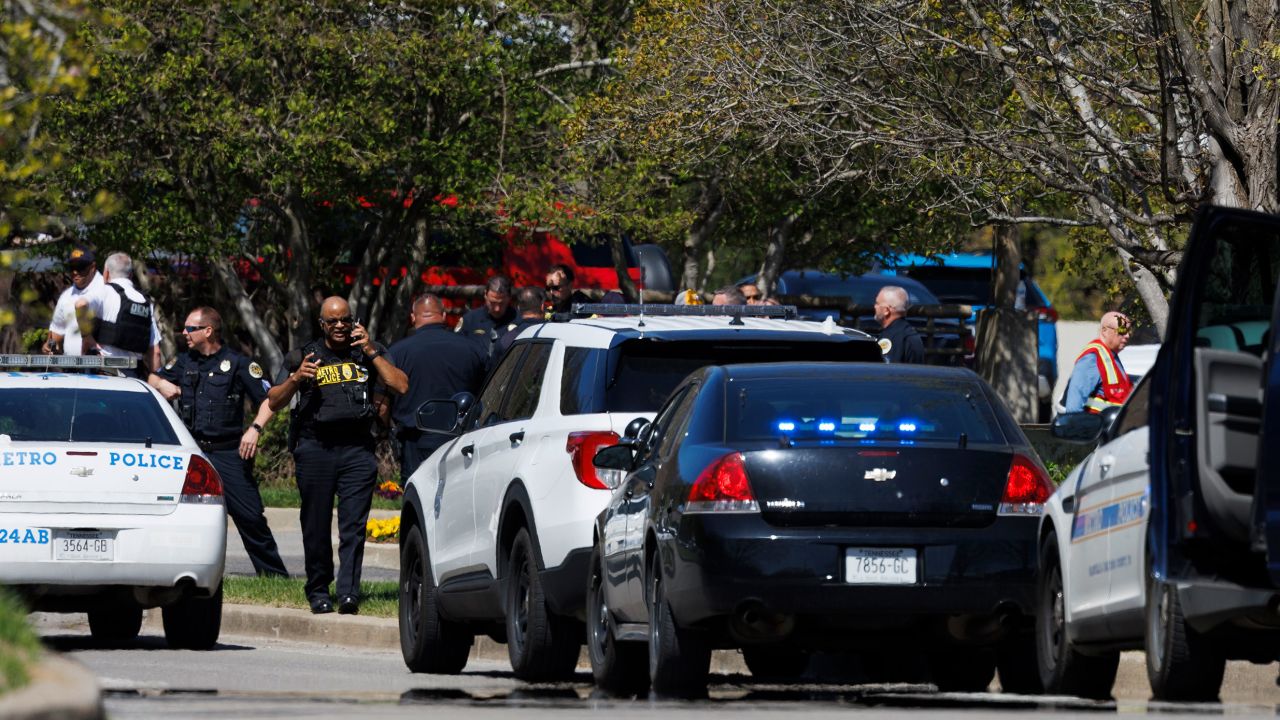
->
xmin=162 ymin=583 xmax=222 ymax=650
xmin=87 ymin=605 xmax=143 ymax=646
xmin=929 ymin=647 xmax=996 ymax=692
xmin=743 ymin=646 xmax=809 ymax=681
xmin=586 ymin=544 xmax=648 ymax=696
xmin=996 ymin=631 xmax=1043 ymax=694
xmin=647 ymin=555 xmax=710 ymax=698
xmin=1036 ymin=534 xmax=1118 ymax=699
xmin=1146 ymin=574 xmax=1225 ymax=701
xmin=399 ymin=524 xmax=472 ymax=674
xmin=505 ymin=528 xmax=580 ymax=682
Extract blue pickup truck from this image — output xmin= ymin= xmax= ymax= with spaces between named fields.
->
xmin=882 ymin=252 xmax=1059 ymax=421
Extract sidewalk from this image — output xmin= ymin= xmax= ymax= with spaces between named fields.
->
xmin=225 ymin=507 xmax=399 ymax=580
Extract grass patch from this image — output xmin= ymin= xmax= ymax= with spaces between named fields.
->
xmin=224 ymin=576 xmax=399 ymax=618
xmin=259 ymin=485 xmax=403 ymax=512
xmin=0 ymin=589 xmax=41 ymax=696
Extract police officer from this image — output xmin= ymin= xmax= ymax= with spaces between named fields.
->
xmin=455 ymin=275 xmax=516 ymax=359
xmin=75 ymin=252 xmax=161 ymax=378
xmin=875 ymin=285 xmax=925 ymax=364
xmin=545 ymin=264 xmax=590 ymax=314
xmin=495 ymin=287 xmax=547 ymax=358
xmin=1064 ymin=311 xmax=1132 ymax=414
xmin=149 ymin=306 xmax=287 ymax=577
xmin=267 ymin=297 xmax=408 ymax=615
xmin=384 ymin=293 xmax=488 ymax=479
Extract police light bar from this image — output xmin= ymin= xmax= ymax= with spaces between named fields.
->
xmin=0 ymin=354 xmax=135 ymax=370
xmin=571 ymin=303 xmax=798 ymax=320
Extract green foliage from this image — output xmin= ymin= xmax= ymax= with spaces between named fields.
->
xmin=19 ymin=329 xmax=48 ymax=353
xmin=224 ymin=576 xmax=398 ymax=618
xmin=0 ymin=588 xmax=40 ymax=695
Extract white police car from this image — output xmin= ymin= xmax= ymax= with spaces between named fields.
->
xmin=0 ymin=355 xmax=226 ymax=649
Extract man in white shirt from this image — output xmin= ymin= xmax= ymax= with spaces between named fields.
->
xmin=75 ymin=252 xmax=162 ymax=377
xmin=43 ymin=245 xmax=104 ymax=356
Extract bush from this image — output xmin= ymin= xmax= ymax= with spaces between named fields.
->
xmin=0 ymin=589 xmax=40 ymax=695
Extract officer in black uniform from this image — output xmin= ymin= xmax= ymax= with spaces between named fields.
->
xmin=149 ymin=306 xmax=287 ymax=577
xmin=455 ymin=274 xmax=516 ymax=359
xmin=384 ymin=293 xmax=488 ymax=479
xmin=874 ymin=285 xmax=925 ymax=364
xmin=495 ymin=287 xmax=547 ymax=359
xmin=267 ymin=297 xmax=408 ymax=615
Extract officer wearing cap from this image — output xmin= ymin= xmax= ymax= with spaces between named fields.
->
xmin=45 ymin=245 xmax=104 ymax=356
xmin=875 ymin=285 xmax=925 ymax=364
xmin=384 ymin=293 xmax=488 ymax=479
xmin=149 ymin=306 xmax=287 ymax=577
xmin=455 ymin=275 xmax=516 ymax=359
xmin=267 ymin=297 xmax=408 ymax=615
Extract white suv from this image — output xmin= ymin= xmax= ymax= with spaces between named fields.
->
xmin=397 ymin=306 xmax=882 ymax=679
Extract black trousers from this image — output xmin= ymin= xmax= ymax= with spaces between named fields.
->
xmin=292 ymin=437 xmax=377 ymax=600
xmin=206 ymin=447 xmax=288 ymax=577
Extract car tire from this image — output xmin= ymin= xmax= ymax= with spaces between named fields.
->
xmin=586 ymin=544 xmax=648 ymax=696
xmin=929 ymin=647 xmax=996 ymax=692
xmin=505 ymin=528 xmax=580 ymax=682
xmin=743 ymin=646 xmax=809 ymax=681
xmin=996 ymin=631 xmax=1043 ymax=694
xmin=399 ymin=525 xmax=472 ymax=674
xmin=1036 ymin=535 xmax=1118 ymax=699
xmin=162 ymin=583 xmax=222 ymax=650
xmin=87 ymin=605 xmax=143 ymax=646
xmin=1145 ymin=575 xmax=1226 ymax=702
xmin=647 ymin=555 xmax=710 ymax=698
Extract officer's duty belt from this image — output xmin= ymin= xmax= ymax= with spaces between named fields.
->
xmin=196 ymin=437 xmax=240 ymax=452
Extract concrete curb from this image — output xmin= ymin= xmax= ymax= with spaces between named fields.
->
xmin=0 ymin=654 xmax=103 ymax=720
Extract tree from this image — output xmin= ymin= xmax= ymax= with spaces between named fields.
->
xmin=574 ymin=0 xmax=1280 ymax=334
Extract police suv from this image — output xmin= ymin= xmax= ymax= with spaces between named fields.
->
xmin=0 ymin=355 xmax=226 ymax=649
xmin=1038 ymin=206 xmax=1280 ymax=702
xmin=398 ymin=304 xmax=882 ymax=680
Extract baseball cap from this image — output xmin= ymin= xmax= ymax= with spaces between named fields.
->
xmin=67 ymin=245 xmax=95 ymax=268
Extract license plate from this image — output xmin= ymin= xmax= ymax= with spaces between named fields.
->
xmin=844 ymin=547 xmax=917 ymax=585
xmin=53 ymin=530 xmax=114 ymax=561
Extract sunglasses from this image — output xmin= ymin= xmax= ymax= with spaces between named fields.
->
xmin=546 ymin=284 xmax=564 ymax=291
xmin=321 ymin=316 xmax=355 ymax=326
xmin=183 ymin=325 xmax=209 ymax=333
xmin=69 ymin=264 xmax=94 ymax=274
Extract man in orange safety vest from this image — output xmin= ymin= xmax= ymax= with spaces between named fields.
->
xmin=1064 ymin=311 xmax=1133 ymax=414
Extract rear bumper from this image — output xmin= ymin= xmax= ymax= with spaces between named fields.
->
xmin=663 ymin=514 xmax=1037 ymax=631
xmin=1177 ymin=578 xmax=1280 ymax=633
xmin=0 ymin=505 xmax=226 ymax=603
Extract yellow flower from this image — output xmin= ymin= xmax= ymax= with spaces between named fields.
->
xmin=365 ymin=516 xmax=400 ymax=542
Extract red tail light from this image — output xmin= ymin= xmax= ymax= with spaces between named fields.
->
xmin=180 ymin=455 xmax=224 ymax=504
xmin=963 ymin=332 xmax=976 ymax=355
xmin=1036 ymin=306 xmax=1060 ymax=323
xmin=999 ymin=454 xmax=1053 ymax=515
xmin=686 ymin=453 xmax=759 ymax=513
xmin=566 ymin=431 xmax=620 ymax=490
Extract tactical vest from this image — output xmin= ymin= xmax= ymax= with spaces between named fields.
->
xmin=177 ymin=353 xmax=245 ymax=438
xmin=294 ymin=340 xmax=375 ymax=429
xmin=1077 ymin=341 xmax=1132 ymax=414
xmin=94 ymin=283 xmax=153 ymax=353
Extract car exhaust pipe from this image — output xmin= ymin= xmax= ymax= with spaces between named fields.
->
xmin=730 ymin=600 xmax=795 ymax=643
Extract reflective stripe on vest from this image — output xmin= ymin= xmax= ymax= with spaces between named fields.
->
xmin=1075 ymin=341 xmax=1132 ymax=414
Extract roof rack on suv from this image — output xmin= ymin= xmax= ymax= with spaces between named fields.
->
xmin=0 ymin=354 xmax=135 ymax=373
xmin=569 ymin=303 xmax=798 ymax=321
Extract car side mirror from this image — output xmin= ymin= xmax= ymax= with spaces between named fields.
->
xmin=1097 ymin=405 xmax=1123 ymax=443
xmin=417 ymin=399 xmax=463 ymax=435
xmin=1050 ymin=412 xmax=1104 ymax=443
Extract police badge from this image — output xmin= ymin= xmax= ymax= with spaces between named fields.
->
xmin=219 ymin=359 xmax=232 ymax=372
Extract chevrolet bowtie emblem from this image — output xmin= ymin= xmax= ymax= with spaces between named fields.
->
xmin=864 ymin=468 xmax=896 ymax=482
xmin=69 ymin=467 xmax=94 ymax=478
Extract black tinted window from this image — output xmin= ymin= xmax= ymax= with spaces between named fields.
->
xmin=726 ymin=375 xmax=1002 ymax=444
xmin=560 ymin=347 xmax=604 ymax=415
xmin=504 ymin=343 xmax=552 ymax=421
xmin=477 ymin=346 xmax=525 ymax=426
xmin=0 ymin=388 xmax=179 ymax=444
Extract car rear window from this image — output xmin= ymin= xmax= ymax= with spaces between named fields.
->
xmin=901 ymin=267 xmax=1046 ymax=309
xmin=725 ymin=374 xmax=1005 ymax=445
xmin=561 ymin=339 xmax=882 ymax=415
xmin=0 ymin=388 xmax=181 ymax=445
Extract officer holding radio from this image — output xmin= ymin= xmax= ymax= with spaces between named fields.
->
xmin=267 ymin=297 xmax=407 ymax=615
xmin=149 ymin=306 xmax=287 ymax=578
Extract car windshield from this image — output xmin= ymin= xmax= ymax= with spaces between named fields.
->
xmin=0 ymin=388 xmax=181 ymax=444
xmin=725 ymin=374 xmax=1004 ymax=445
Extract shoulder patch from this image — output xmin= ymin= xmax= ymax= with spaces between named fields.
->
xmin=878 ymin=338 xmax=892 ymax=355
xmin=164 ymin=358 xmax=176 ymax=370
xmin=248 ymin=362 xmax=264 ymax=379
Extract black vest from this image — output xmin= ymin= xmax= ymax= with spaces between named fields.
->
xmin=94 ymin=283 xmax=153 ymax=353
xmin=293 ymin=340 xmax=375 ymax=430
xmin=177 ymin=352 xmax=245 ymax=439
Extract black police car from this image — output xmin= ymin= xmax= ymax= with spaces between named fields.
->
xmin=587 ymin=362 xmax=1051 ymax=697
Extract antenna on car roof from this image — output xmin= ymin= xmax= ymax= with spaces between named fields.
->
xmin=637 ymin=265 xmax=646 ymax=329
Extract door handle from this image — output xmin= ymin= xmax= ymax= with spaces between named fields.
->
xmin=461 ymin=444 xmax=475 ymax=458
xmin=1099 ymin=454 xmax=1115 ymax=474
xmin=509 ymin=431 xmax=524 ymax=446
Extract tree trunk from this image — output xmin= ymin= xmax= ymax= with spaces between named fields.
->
xmin=349 ymin=215 xmax=390 ymax=320
xmin=281 ymin=194 xmax=315 ymax=351
xmin=991 ymin=223 xmax=1021 ymax=309
xmin=758 ymin=213 xmax=796 ymax=297
xmin=381 ymin=214 xmax=430 ymax=342
xmin=682 ymin=181 xmax=724 ymax=290
xmin=212 ymin=257 xmax=285 ymax=380
xmin=611 ymin=233 xmax=639 ymax=301
xmin=977 ymin=223 xmax=1038 ymax=422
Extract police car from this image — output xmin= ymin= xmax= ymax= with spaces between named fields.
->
xmin=0 ymin=355 xmax=226 ymax=649
xmin=399 ymin=304 xmax=883 ymax=680
xmin=1037 ymin=206 xmax=1280 ymax=702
